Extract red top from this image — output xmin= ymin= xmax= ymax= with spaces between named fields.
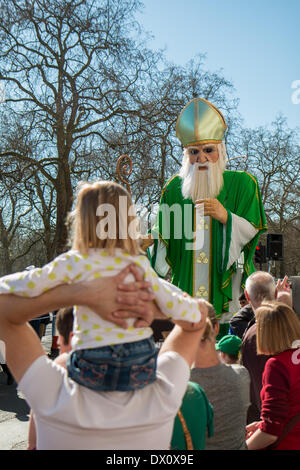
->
xmin=259 ymin=349 xmax=300 ymax=450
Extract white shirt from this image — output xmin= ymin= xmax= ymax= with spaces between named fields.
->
xmin=19 ymin=351 xmax=190 ymax=450
xmin=0 ymin=340 xmax=6 ymax=364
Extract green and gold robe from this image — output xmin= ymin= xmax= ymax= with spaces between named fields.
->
xmin=150 ymin=171 xmax=267 ymax=319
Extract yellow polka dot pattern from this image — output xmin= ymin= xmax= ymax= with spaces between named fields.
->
xmin=0 ymin=248 xmax=200 ymax=351
xmin=143 ymin=265 xmax=201 ymax=324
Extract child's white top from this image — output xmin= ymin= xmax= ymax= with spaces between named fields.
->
xmin=0 ymin=248 xmax=201 ymax=350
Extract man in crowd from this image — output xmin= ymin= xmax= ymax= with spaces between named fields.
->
xmin=229 ymin=292 xmax=254 ymax=338
xmin=0 ymin=264 xmax=207 ymax=450
xmin=150 ymin=97 xmax=267 ymax=335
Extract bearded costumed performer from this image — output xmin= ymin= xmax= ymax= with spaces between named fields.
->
xmin=150 ymin=97 xmax=267 ymax=337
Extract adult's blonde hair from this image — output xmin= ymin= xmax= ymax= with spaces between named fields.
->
xmin=68 ymin=180 xmax=141 ymax=256
xmin=256 ymin=301 xmax=300 ymax=355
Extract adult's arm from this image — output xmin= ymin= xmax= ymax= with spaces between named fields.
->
xmin=0 ymin=264 xmax=158 ymax=383
xmin=27 ymin=350 xmax=69 ymax=450
xmin=159 ymin=299 xmax=208 ymax=368
xmin=0 ymin=264 xmax=155 ymax=327
xmin=27 ymin=411 xmax=37 ymax=450
xmin=229 ymin=305 xmax=255 ymax=339
xmin=246 ymin=427 xmax=277 ymax=450
xmin=246 ymin=354 xmax=294 ymax=450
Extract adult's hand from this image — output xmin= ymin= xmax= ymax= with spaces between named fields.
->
xmin=245 ymin=421 xmax=261 ymax=440
xmin=276 ymin=275 xmax=291 ymax=294
xmin=73 ymin=264 xmax=156 ymax=329
xmin=173 ymin=299 xmax=208 ymax=332
xmin=115 ymin=263 xmax=164 ymax=326
xmin=275 ymin=275 xmax=293 ymax=307
xmin=159 ymin=300 xmax=208 ymax=368
xmin=196 ymin=198 xmax=228 ymax=225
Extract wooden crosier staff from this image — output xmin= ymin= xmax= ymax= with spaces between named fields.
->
xmin=116 ymin=154 xmax=153 ymax=251
xmin=116 ymin=154 xmax=133 ymax=196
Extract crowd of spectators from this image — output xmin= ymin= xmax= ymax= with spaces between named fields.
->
xmin=0 ymin=180 xmax=299 ymax=451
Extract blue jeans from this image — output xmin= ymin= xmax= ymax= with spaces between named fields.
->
xmin=67 ymin=337 xmax=158 ymax=392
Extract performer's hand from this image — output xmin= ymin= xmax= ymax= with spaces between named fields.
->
xmin=196 ymin=198 xmax=228 ymax=225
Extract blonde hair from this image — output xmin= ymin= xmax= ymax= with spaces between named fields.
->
xmin=68 ymin=180 xmax=141 ymax=256
xmin=200 ymin=300 xmax=218 ymax=342
xmin=256 ymin=301 xmax=300 ymax=355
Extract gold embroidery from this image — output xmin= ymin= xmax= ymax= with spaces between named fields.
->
xmin=196 ymin=251 xmax=209 ymax=264
xmin=196 ymin=286 xmax=209 ymax=298
xmin=197 ymin=218 xmax=209 ymax=230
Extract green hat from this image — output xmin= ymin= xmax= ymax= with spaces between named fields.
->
xmin=176 ymin=97 xmax=227 ymax=148
xmin=216 ymin=335 xmax=242 ymax=356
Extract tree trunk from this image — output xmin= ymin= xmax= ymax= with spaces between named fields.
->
xmin=0 ymin=211 xmax=13 ymax=274
xmin=55 ymin=160 xmax=73 ymax=255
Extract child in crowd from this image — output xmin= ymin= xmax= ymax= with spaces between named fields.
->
xmin=216 ymin=335 xmax=242 ymax=365
xmin=0 ymin=181 xmax=201 ymax=392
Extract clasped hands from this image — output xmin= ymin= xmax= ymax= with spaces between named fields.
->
xmin=195 ymin=198 xmax=228 ymax=225
xmin=74 ymin=264 xmax=207 ymax=332
xmin=73 ymin=263 xmax=155 ymax=329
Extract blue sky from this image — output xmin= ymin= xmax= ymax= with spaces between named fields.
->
xmin=136 ymin=0 xmax=300 ymax=130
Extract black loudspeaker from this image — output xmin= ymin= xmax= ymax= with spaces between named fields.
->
xmin=266 ymin=234 xmax=283 ymax=261
xmin=290 ymin=276 xmax=300 ymax=319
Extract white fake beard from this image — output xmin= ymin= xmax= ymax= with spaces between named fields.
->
xmin=179 ymin=151 xmax=226 ymax=202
